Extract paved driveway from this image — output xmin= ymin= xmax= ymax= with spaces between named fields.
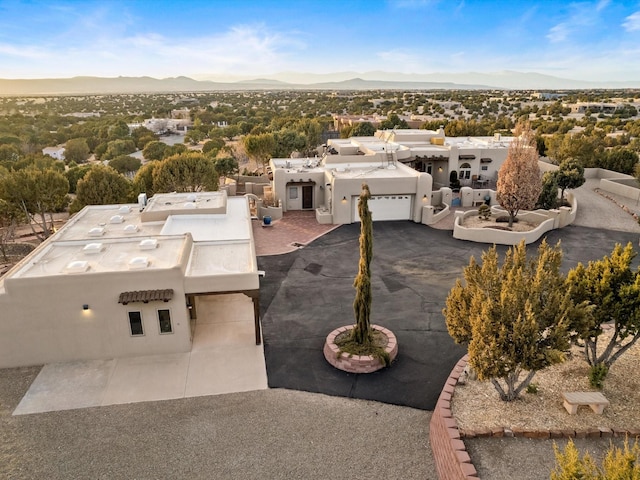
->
xmin=259 ymin=221 xmax=639 ymax=410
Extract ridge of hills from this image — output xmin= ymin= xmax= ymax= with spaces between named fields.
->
xmin=1 ymin=71 xmax=639 ymax=95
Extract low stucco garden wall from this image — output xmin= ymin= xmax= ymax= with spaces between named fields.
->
xmin=452 ymin=193 xmax=577 ymax=245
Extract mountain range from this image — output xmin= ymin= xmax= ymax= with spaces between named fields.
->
xmin=1 ymin=71 xmax=639 ymax=95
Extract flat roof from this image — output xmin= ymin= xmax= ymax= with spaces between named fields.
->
xmin=329 ymin=163 xmax=418 ymax=180
xmin=3 ymin=193 xmax=257 ymax=282
xmin=11 ymin=236 xmax=189 ymax=278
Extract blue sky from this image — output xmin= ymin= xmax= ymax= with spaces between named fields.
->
xmin=0 ymin=0 xmax=639 ymax=81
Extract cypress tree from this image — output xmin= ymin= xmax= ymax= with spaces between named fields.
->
xmin=351 ymin=183 xmax=373 ymax=345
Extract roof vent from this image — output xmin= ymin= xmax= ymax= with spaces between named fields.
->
xmin=110 ymin=215 xmax=124 ymax=224
xmin=88 ymin=226 xmax=105 ymax=237
xmin=83 ymin=243 xmax=103 ymax=254
xmin=124 ymin=224 xmax=139 ymax=234
xmin=65 ymin=260 xmax=89 ymax=273
xmin=128 ymin=256 xmax=149 ymax=270
xmin=118 ymin=206 xmax=131 ymax=214
xmin=186 ymin=193 xmax=197 ymax=202
xmin=139 ymin=238 xmax=158 ymax=250
xmin=183 ymin=202 xmax=196 ymax=209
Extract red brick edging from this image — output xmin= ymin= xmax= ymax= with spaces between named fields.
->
xmin=323 ymin=324 xmax=398 ymax=374
xmin=430 ymin=353 xmax=640 ymax=480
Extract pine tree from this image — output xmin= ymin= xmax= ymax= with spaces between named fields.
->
xmin=444 ymin=240 xmax=578 ymax=401
xmin=566 ymin=243 xmax=640 ymax=374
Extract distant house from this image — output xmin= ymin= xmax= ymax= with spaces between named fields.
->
xmin=42 ymin=146 xmax=65 ymax=161
xmin=269 ymin=129 xmax=513 ymax=225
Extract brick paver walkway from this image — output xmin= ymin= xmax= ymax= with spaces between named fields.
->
xmin=252 ymin=210 xmax=340 ymax=256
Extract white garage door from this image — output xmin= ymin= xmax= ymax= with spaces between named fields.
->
xmin=353 ymin=195 xmax=413 ymax=221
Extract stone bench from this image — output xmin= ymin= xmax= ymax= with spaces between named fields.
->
xmin=562 ymin=391 xmax=610 ymax=415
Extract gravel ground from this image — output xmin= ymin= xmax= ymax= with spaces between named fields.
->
xmin=0 ymin=367 xmax=436 ymax=480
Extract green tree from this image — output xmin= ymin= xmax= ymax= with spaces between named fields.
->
xmin=152 ymin=152 xmax=219 ymax=193
xmin=0 ymin=167 xmax=69 ymax=239
xmin=496 ymin=123 xmax=542 ymax=227
xmin=101 ymin=139 xmax=136 ymax=161
xmin=142 ymin=141 xmax=167 ymax=161
xmin=444 ymin=240 xmax=577 ymax=401
xmin=64 ymin=138 xmax=90 ymax=164
xmin=131 ymin=126 xmax=156 ymax=149
xmin=566 ymin=243 xmax=640 ymax=374
xmin=604 ymin=147 xmax=639 ymax=174
xmin=536 ymin=171 xmax=559 ymax=210
xmin=272 ymin=129 xmax=307 ymax=158
xmin=0 ymin=144 xmax=21 ymax=164
xmin=132 ymin=161 xmax=157 ymax=198
xmin=243 ymin=132 xmax=275 ymax=172
xmin=555 ymin=159 xmax=585 ymax=204
xmin=109 ymin=155 xmax=142 ymax=176
xmin=213 ymin=157 xmax=238 ymax=182
xmin=184 ymin=129 xmax=206 ymax=145
xmin=379 ymin=113 xmax=409 ymax=130
xmin=73 ymin=165 xmax=131 ymax=213
xmin=0 ymin=198 xmax=24 ymax=262
xmin=202 ymin=138 xmax=225 ymax=155
xmin=350 ymin=122 xmax=376 ymax=137
xmin=65 ymin=164 xmax=92 ymax=194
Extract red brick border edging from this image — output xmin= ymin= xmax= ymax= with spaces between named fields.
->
xmin=429 ymin=352 xmax=640 ymax=480
xmin=323 ymin=324 xmax=398 ymax=374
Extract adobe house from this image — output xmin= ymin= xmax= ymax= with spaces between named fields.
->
xmin=0 ymin=191 xmax=261 ymax=368
xmin=269 ymin=130 xmax=512 ymax=224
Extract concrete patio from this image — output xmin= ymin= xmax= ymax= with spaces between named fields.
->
xmin=14 ymin=294 xmax=267 ymax=415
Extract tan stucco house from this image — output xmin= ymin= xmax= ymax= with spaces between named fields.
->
xmin=0 ymin=191 xmax=261 ymax=368
xmin=269 ymin=129 xmax=513 ymax=224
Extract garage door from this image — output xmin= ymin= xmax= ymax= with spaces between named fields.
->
xmin=353 ymin=195 xmax=413 ymax=221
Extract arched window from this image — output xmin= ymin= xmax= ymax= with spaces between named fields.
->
xmin=459 ymin=162 xmax=472 ymax=180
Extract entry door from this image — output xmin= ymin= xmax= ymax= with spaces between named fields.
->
xmin=302 ymin=185 xmax=313 ymax=209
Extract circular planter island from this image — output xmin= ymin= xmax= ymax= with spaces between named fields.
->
xmin=323 ymin=324 xmax=398 ymax=374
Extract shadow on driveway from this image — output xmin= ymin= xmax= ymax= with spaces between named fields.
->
xmin=258 ymin=221 xmax=638 ymax=410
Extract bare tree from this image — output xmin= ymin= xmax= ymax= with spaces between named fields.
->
xmin=496 ymin=122 xmax=542 ymax=227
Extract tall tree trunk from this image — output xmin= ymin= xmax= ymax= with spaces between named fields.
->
xmin=352 ymin=184 xmax=373 ymax=345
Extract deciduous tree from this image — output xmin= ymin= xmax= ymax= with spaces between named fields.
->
xmin=496 ymin=123 xmax=542 ymax=227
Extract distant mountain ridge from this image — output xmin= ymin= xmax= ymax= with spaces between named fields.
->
xmin=1 ymin=71 xmax=639 ymax=95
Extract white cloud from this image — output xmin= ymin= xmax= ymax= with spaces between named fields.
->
xmin=623 ymin=11 xmax=640 ymax=32
xmin=547 ymin=23 xmax=570 ymax=42
xmin=546 ymin=1 xmax=609 ymax=43
xmin=0 ymin=23 xmax=308 ymax=78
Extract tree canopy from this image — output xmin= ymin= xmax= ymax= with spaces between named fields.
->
xmin=444 ymin=240 xmax=579 ymax=401
xmin=73 ymin=164 xmax=132 ymax=213
xmin=152 ymin=152 xmax=219 ymax=193
xmin=496 ymin=123 xmax=542 ymax=227
xmin=566 ymin=243 xmax=640 ymax=373
xmin=555 ymin=159 xmax=585 ymax=203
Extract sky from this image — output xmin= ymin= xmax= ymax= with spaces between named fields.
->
xmin=0 ymin=0 xmax=639 ymax=82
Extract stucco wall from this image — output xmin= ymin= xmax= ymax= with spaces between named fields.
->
xmin=0 ymin=265 xmax=192 ymax=368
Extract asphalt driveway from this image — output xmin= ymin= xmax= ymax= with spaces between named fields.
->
xmin=258 ymin=222 xmax=639 ymax=410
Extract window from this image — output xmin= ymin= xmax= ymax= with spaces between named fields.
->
xmin=481 ymin=166 xmax=488 ymax=171
xmin=158 ymin=309 xmax=172 ymax=334
xmin=128 ymin=311 xmax=144 ymax=336
xmin=289 ymin=187 xmax=298 ymax=199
